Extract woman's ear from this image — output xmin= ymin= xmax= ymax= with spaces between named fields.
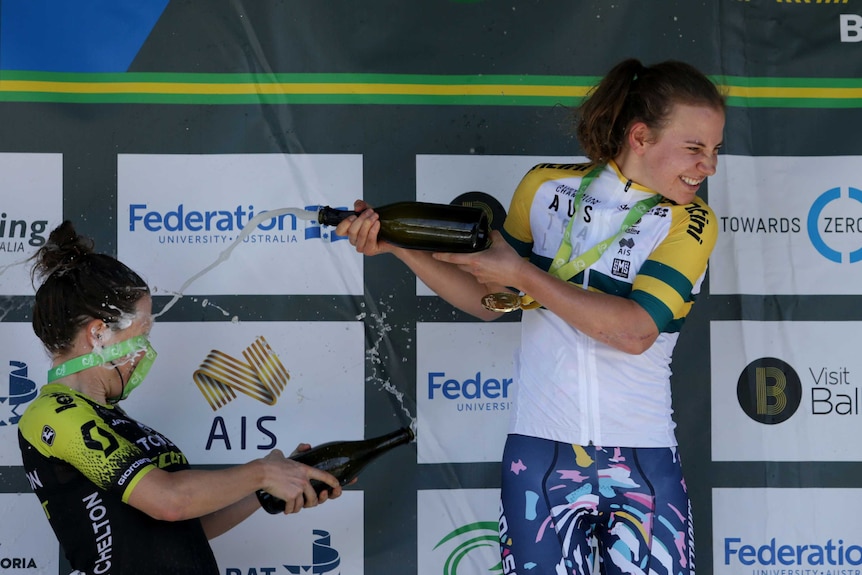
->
xmin=627 ymin=122 xmax=652 ymax=156
xmin=85 ymin=318 xmax=110 ymax=349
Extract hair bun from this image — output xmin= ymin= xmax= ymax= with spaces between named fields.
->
xmin=31 ymin=220 xmax=95 ymax=281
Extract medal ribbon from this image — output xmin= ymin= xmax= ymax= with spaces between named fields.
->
xmin=47 ymin=335 xmax=153 ymax=383
xmin=517 ymin=164 xmax=662 ymax=309
xmin=47 ymin=335 xmax=157 ymax=403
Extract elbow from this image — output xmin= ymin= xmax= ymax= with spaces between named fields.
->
xmin=141 ymin=493 xmax=196 ymax=523
xmin=611 ymin=332 xmax=658 ymax=355
xmin=620 ymin=341 xmax=652 ymax=355
xmin=478 ymin=310 xmax=503 ymax=322
xmin=153 ymin=506 xmax=188 ymax=523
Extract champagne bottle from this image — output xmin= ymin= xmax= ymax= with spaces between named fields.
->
xmin=257 ymin=426 xmax=415 ymax=514
xmin=318 ymin=201 xmax=491 ymax=253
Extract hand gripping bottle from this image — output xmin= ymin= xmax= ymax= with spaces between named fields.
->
xmin=257 ymin=426 xmax=415 ymax=514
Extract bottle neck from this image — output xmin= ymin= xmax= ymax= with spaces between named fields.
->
xmin=318 ymin=206 xmax=359 ymax=226
xmin=377 ymin=427 xmax=414 ymax=449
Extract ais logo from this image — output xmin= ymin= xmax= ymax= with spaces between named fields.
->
xmin=736 ymin=357 xmax=802 ymax=424
xmin=198 ymin=337 xmax=294 ymax=451
xmin=0 ymin=361 xmax=38 ymax=427
xmin=194 ymin=336 xmax=289 ymax=411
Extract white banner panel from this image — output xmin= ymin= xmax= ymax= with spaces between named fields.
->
xmin=415 ymin=154 xmax=580 ymax=296
xmin=713 ymin=488 xmax=862 ymax=575
xmin=416 ymin=322 xmax=519 ymax=463
xmin=711 ymin=321 xmax=861 ymax=461
xmin=0 ymin=493 xmax=61 ymax=574
xmin=212 ymin=491 xmax=363 ymax=575
xmin=0 ymin=323 xmax=49 ymax=466
xmin=0 ymin=153 xmax=63 ymax=297
xmin=417 ymin=489 xmax=500 ymax=575
xmin=709 ymin=155 xmax=862 ymax=295
xmin=124 ymin=321 xmax=365 ymax=464
xmin=117 ymin=154 xmax=363 ymax=296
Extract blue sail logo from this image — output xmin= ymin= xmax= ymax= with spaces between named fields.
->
xmin=0 ymin=361 xmax=38 ymax=427
xmin=284 ymin=530 xmax=341 ymax=575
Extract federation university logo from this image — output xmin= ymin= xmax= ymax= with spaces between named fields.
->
xmin=0 ymin=361 xmax=38 ymax=426
xmin=433 ymin=521 xmax=503 ymax=575
xmin=128 ymin=203 xmax=348 ymax=245
xmin=736 ymin=357 xmax=802 ymax=424
xmin=193 ymin=336 xmax=289 ymax=410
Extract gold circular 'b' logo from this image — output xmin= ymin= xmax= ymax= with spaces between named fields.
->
xmin=736 ymin=357 xmax=802 ymax=424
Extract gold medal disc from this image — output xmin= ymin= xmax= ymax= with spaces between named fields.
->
xmin=481 ymin=292 xmax=523 ymax=313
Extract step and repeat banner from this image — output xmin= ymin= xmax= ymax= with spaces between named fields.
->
xmin=1 ymin=1 xmax=861 ymax=574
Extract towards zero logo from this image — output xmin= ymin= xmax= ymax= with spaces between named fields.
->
xmin=194 ymin=336 xmax=289 ymax=410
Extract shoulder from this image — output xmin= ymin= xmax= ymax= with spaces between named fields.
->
xmin=661 ymin=196 xmax=718 ymax=250
xmin=514 ymin=161 xmax=599 ymax=200
xmin=19 ymin=385 xmax=100 ymax=450
xmin=522 ymin=161 xmax=596 ymax=183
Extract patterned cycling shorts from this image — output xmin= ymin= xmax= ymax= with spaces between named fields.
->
xmin=499 ymin=434 xmax=694 ymax=575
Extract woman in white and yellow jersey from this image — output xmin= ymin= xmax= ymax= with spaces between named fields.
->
xmin=337 ymin=58 xmax=725 ymax=575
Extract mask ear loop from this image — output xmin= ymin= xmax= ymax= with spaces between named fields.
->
xmin=107 ymin=340 xmax=158 ymax=404
xmin=114 ymin=364 xmax=126 ymax=390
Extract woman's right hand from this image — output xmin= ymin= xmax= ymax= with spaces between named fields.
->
xmin=262 ymin=449 xmax=342 ymax=514
xmin=334 ymin=200 xmax=396 ymax=257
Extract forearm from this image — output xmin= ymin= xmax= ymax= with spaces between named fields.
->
xmin=395 ymin=247 xmax=506 ymax=321
xmin=128 ymin=461 xmax=268 ymax=523
xmin=201 ymin=493 xmax=261 ymax=540
xmin=514 ymin=264 xmax=658 ymax=354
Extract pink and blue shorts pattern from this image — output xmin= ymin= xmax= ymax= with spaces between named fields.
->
xmin=499 ymin=434 xmax=694 ymax=575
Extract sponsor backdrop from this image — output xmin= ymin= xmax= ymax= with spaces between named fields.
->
xmin=0 ymin=1 xmax=860 ymax=574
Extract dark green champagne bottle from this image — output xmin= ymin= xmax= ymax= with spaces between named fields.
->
xmin=256 ymin=426 xmax=415 ymax=514
xmin=318 ymin=201 xmax=491 ymax=253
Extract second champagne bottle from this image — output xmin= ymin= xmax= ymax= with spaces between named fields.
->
xmin=257 ymin=426 xmax=415 ymax=514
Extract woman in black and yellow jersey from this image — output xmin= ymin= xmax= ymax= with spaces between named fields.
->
xmin=18 ymin=220 xmax=342 ymax=575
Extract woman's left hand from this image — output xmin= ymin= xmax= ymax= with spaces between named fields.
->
xmin=432 ymin=230 xmax=527 ymax=288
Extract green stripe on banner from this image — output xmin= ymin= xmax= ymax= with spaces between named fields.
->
xmin=1 ymin=71 xmax=861 ymax=107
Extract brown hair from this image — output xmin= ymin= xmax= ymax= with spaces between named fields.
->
xmin=30 ymin=220 xmax=150 ymax=355
xmin=576 ymin=59 xmax=726 ymax=162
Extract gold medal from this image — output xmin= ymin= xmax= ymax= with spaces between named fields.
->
xmin=481 ymin=292 xmax=523 ymax=313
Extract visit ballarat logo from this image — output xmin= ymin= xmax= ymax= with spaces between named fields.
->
xmin=736 ymin=357 xmax=802 ymax=424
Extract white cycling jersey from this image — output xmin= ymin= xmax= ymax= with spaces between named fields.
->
xmin=502 ymin=161 xmax=717 ymax=447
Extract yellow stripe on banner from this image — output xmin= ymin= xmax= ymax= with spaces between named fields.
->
xmin=2 ymin=74 xmax=861 ymax=107
xmin=0 ymin=80 xmax=589 ymax=98
xmin=724 ymin=85 xmax=862 ymax=99
xmin=9 ymin=81 xmax=860 ymax=99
